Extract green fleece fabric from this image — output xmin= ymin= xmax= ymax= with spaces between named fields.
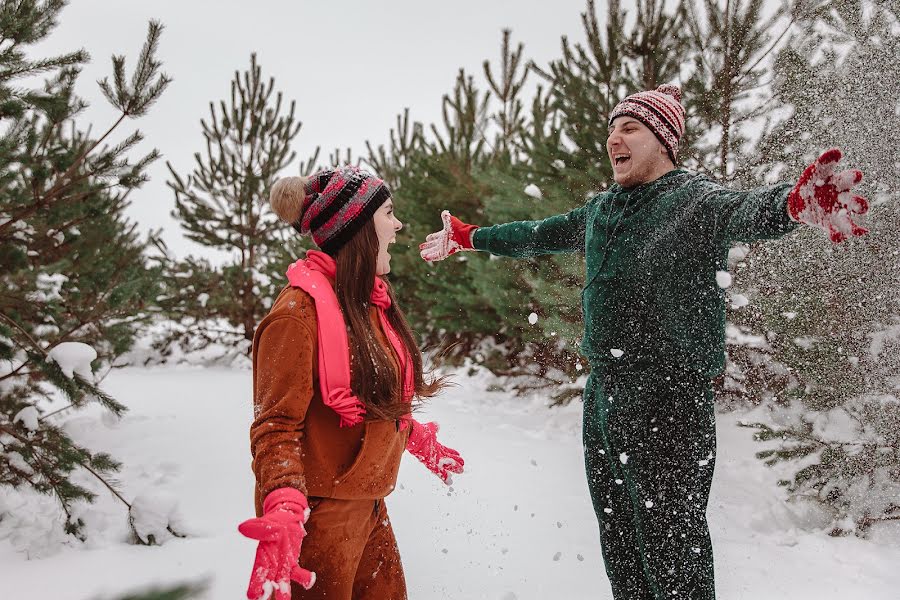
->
xmin=472 ymin=169 xmax=798 ymax=377
xmin=583 ymin=364 xmax=716 ymax=599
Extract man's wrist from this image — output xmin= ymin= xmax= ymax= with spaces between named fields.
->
xmin=786 ymin=188 xmax=803 ymax=223
xmin=467 ymin=226 xmax=479 ymax=249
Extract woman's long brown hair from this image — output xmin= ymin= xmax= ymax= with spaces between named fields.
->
xmin=333 ymin=219 xmax=446 ymax=420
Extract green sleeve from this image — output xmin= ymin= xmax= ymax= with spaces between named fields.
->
xmin=471 ymin=203 xmax=588 ymax=258
xmin=697 ymin=179 xmax=799 ymax=244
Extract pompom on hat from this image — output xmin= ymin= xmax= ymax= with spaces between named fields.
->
xmin=269 ymin=165 xmax=391 ymax=255
xmin=608 ymin=84 xmax=686 ymax=163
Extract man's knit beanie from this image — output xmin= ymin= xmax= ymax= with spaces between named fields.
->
xmin=609 ymin=84 xmax=686 ymax=163
xmin=269 ymin=165 xmax=391 ymax=255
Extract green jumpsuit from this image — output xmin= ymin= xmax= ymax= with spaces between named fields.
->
xmin=472 ymin=169 xmax=798 ymax=599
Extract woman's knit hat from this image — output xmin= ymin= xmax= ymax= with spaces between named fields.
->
xmin=269 ymin=165 xmax=391 ymax=255
xmin=608 ymin=84 xmax=686 ymax=163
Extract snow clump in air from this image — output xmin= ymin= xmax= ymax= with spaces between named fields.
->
xmin=524 ymin=184 xmax=542 ymax=199
xmin=715 ymin=270 xmax=732 ymax=288
xmin=731 ymin=294 xmax=749 ymax=308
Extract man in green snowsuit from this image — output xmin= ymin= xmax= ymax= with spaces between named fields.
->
xmin=419 ymin=84 xmax=869 ymax=599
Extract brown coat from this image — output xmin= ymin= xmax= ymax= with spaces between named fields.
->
xmin=250 ymin=285 xmax=409 ymax=516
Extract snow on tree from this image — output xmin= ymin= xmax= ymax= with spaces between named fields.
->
xmin=128 ymin=491 xmax=186 ymax=546
xmin=47 ymin=342 xmax=97 ymax=379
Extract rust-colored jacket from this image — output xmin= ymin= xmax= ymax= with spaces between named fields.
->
xmin=250 ymin=285 xmax=409 ymax=516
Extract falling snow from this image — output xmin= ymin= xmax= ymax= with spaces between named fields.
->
xmin=715 ymin=270 xmax=732 ymax=289
xmin=524 ymin=184 xmax=543 ymax=199
xmin=730 ymin=294 xmax=749 ymax=308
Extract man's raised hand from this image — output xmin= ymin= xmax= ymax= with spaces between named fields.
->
xmin=788 ymin=148 xmax=869 ymax=243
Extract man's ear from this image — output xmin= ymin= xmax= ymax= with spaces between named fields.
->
xmin=658 ymin=141 xmax=675 ymax=168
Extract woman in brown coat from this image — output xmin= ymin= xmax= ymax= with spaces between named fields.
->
xmin=238 ymin=166 xmax=463 ymax=600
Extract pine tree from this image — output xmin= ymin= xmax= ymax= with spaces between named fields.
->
xmin=731 ymin=0 xmax=900 ymax=535
xmin=0 ymin=2 xmax=171 ymax=539
xmin=529 ymin=0 xmax=628 ymax=198
xmin=365 ymin=107 xmax=423 ymax=191
xmin=381 ymin=68 xmax=498 ymax=355
xmin=364 ymin=0 xmax=882 ymax=412
xmin=105 ymin=581 xmax=207 ymax=600
xmin=467 ymin=32 xmax=588 ymax=400
xmin=680 ymin=0 xmax=796 ymax=180
xmin=160 ymin=53 xmax=314 ymax=360
xmin=622 ymin=0 xmax=691 ymax=90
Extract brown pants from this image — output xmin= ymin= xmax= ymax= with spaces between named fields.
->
xmin=292 ymin=497 xmax=407 ymax=600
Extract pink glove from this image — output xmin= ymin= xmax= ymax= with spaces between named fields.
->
xmin=406 ymin=419 xmax=465 ymax=484
xmin=238 ymin=488 xmax=316 ymax=599
xmin=787 ymin=148 xmax=869 ymax=243
xmin=419 ymin=210 xmax=479 ymax=261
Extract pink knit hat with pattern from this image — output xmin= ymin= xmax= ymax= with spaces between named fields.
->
xmin=292 ymin=165 xmax=391 ymax=255
xmin=609 ymin=84 xmax=686 ymax=163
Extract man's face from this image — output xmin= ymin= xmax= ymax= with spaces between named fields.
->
xmin=606 ymin=117 xmax=671 ymax=187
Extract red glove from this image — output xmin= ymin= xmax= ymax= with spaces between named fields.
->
xmin=419 ymin=210 xmax=479 ymax=261
xmin=406 ymin=419 xmax=465 ymax=484
xmin=238 ymin=488 xmax=316 ymax=599
xmin=787 ymin=148 xmax=869 ymax=243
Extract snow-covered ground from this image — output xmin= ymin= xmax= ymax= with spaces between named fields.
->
xmin=2 ymin=365 xmax=899 ymax=599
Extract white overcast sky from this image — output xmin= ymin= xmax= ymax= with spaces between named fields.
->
xmin=34 ymin=0 xmax=602 ymax=260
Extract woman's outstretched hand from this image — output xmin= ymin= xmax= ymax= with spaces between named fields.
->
xmin=238 ymin=487 xmax=316 ymax=599
xmin=406 ymin=419 xmax=465 ymax=484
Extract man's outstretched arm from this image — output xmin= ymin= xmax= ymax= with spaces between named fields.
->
xmin=703 ymin=148 xmax=868 ymax=245
xmin=420 ymin=203 xmax=590 ymax=262
xmin=699 ymin=180 xmax=796 ymax=244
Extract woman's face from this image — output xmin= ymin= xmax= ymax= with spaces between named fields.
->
xmin=373 ymin=199 xmax=403 ymax=275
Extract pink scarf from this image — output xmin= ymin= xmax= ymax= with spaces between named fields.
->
xmin=286 ymin=250 xmax=414 ymax=427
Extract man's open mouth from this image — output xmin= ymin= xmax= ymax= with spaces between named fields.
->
xmin=614 ymin=154 xmax=631 ymax=166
